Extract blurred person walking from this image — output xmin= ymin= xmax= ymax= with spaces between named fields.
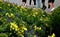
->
xmin=41 ymin=0 xmax=46 ymax=10
xmin=37 ymin=0 xmax=41 ymax=8
xmin=22 ymin=0 xmax=27 ymax=6
xmin=48 ymin=0 xmax=55 ymax=11
xmin=30 ymin=0 xmax=36 ymax=5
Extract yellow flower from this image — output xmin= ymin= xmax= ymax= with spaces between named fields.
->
xmin=34 ymin=35 xmax=36 ymax=37
xmin=17 ymin=28 xmax=19 ymax=31
xmin=8 ymin=3 xmax=10 ymax=6
xmin=8 ymin=14 xmax=11 ymax=17
xmin=23 ymin=28 xmax=27 ymax=31
xmin=10 ymin=22 xmax=18 ymax=28
xmin=18 ymin=31 xmax=21 ymax=34
xmin=10 ymin=25 xmax=12 ymax=28
xmin=12 ymin=28 xmax=14 ymax=30
xmin=17 ymin=5 xmax=20 ymax=7
xmin=34 ymin=25 xmax=37 ymax=30
xmin=15 ymin=29 xmax=18 ymax=31
xmin=38 ymin=27 xmax=42 ymax=30
xmin=21 ymin=30 xmax=24 ymax=33
xmin=35 ymin=12 xmax=38 ymax=15
xmin=48 ymin=33 xmax=55 ymax=37
xmin=33 ymin=8 xmax=36 ymax=10
xmin=51 ymin=33 xmax=55 ymax=37
xmin=21 ymin=35 xmax=24 ymax=37
xmin=6 ymin=13 xmax=9 ymax=16
xmin=33 ymin=14 xmax=36 ymax=17
xmin=18 ymin=34 xmax=24 ymax=37
xmin=21 ymin=6 xmax=25 ymax=9
xmin=10 ymin=13 xmax=14 ymax=17
xmin=10 ymin=22 xmax=14 ymax=26
xmin=34 ymin=25 xmax=37 ymax=28
xmin=40 ymin=18 xmax=43 ymax=21
xmin=46 ymin=24 xmax=49 ymax=27
xmin=0 ymin=7 xmax=2 ymax=8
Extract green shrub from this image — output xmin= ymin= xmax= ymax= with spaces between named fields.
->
xmin=1 ymin=1 xmax=60 ymax=37
xmin=48 ymin=6 xmax=60 ymax=37
xmin=0 ymin=33 xmax=8 ymax=37
xmin=0 ymin=1 xmax=48 ymax=37
xmin=49 ymin=6 xmax=60 ymax=29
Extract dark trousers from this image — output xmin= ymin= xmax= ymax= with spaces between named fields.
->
xmin=30 ymin=0 xmax=36 ymax=5
xmin=42 ymin=0 xmax=45 ymax=5
xmin=42 ymin=0 xmax=45 ymax=3
xmin=22 ymin=0 xmax=26 ymax=3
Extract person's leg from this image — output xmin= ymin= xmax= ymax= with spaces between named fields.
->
xmin=42 ymin=0 xmax=45 ymax=6
xmin=37 ymin=0 xmax=41 ymax=8
xmin=48 ymin=0 xmax=55 ymax=8
xmin=48 ymin=0 xmax=51 ymax=8
xmin=48 ymin=2 xmax=50 ymax=8
xmin=30 ymin=0 xmax=31 ymax=5
xmin=22 ymin=0 xmax=26 ymax=6
xmin=33 ymin=0 xmax=36 ymax=5
xmin=48 ymin=0 xmax=55 ymax=11
xmin=52 ymin=0 xmax=55 ymax=8
xmin=24 ymin=0 xmax=26 ymax=6
xmin=42 ymin=0 xmax=46 ymax=10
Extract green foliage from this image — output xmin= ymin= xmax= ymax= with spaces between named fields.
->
xmin=0 ymin=33 xmax=8 ymax=37
xmin=0 ymin=1 xmax=60 ymax=37
xmin=0 ymin=1 xmax=48 ymax=37
xmin=47 ymin=6 xmax=60 ymax=37
xmin=49 ymin=6 xmax=60 ymax=29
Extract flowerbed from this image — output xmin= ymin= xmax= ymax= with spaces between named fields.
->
xmin=0 ymin=1 xmax=60 ymax=37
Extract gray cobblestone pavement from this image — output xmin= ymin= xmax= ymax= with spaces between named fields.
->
xmin=4 ymin=0 xmax=60 ymax=13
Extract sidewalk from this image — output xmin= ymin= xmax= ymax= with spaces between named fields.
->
xmin=4 ymin=0 xmax=60 ymax=13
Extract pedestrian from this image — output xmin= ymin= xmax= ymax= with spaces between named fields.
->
xmin=30 ymin=0 xmax=36 ymax=5
xmin=48 ymin=0 xmax=55 ymax=11
xmin=41 ymin=0 xmax=46 ymax=10
xmin=22 ymin=0 xmax=27 ymax=6
xmin=37 ymin=0 xmax=41 ymax=8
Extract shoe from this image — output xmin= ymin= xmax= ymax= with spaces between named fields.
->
xmin=42 ymin=6 xmax=46 ymax=10
xmin=50 ymin=8 xmax=55 ymax=11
